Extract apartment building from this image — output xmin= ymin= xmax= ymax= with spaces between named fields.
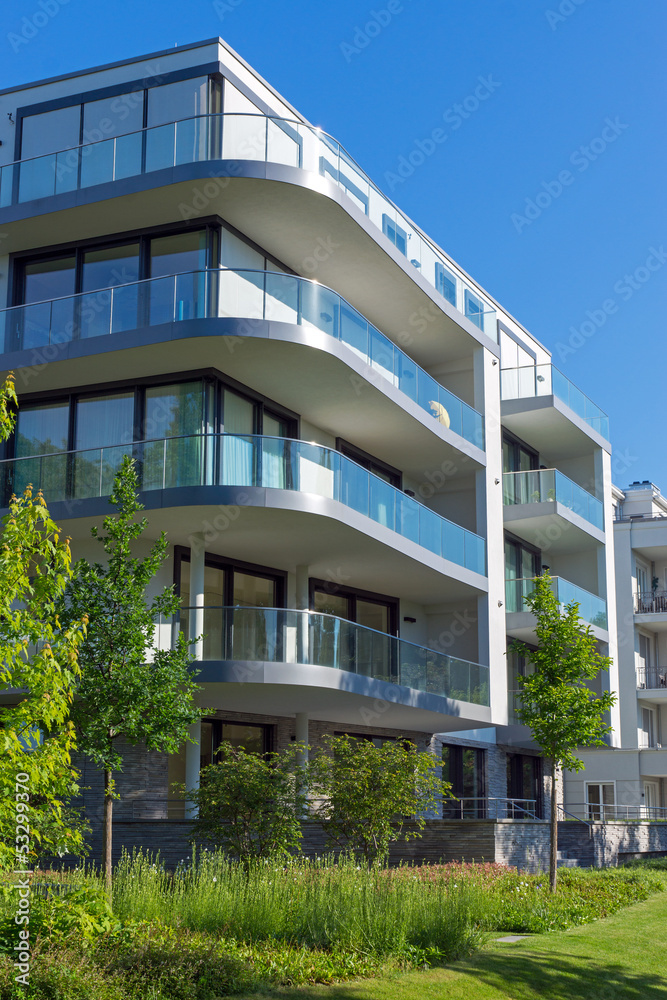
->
xmin=565 ymin=481 xmax=667 ymax=821
xmin=0 ymin=38 xmax=620 ymax=855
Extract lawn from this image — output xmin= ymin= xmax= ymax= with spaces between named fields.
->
xmin=249 ymin=880 xmax=667 ymax=1000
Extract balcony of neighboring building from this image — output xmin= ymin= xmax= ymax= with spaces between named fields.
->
xmin=0 ymin=267 xmax=485 ymax=468
xmin=151 ymin=605 xmax=492 ymax=733
xmin=501 ymin=364 xmax=610 ymax=455
xmin=0 ymin=101 xmax=498 ymax=359
xmin=505 ymin=576 xmax=608 ymax=642
xmin=502 ymin=468 xmax=605 ymax=554
xmin=634 ymin=591 xmax=667 ymax=631
xmin=636 ymin=665 xmax=667 ymax=698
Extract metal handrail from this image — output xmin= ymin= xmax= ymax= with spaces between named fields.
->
xmin=635 ymin=591 xmax=667 ymax=614
xmin=636 ymin=666 xmax=667 ymax=689
xmin=442 ymin=796 xmax=539 ymax=820
xmin=0 ymin=112 xmax=497 ymax=339
xmin=560 ymin=803 xmax=667 ymax=822
xmin=0 ymin=266 xmax=484 ymax=447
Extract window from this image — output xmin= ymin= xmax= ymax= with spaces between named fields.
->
xmin=586 ymin=782 xmax=615 ymax=820
xmin=176 ymin=548 xmax=286 ymax=661
xmin=310 ymin=580 xmax=397 ymax=634
xmin=12 ymin=401 xmax=70 ymax=500
xmin=504 ymin=536 xmax=541 ymax=612
xmin=641 ymin=707 xmax=656 ymax=748
xmin=382 ymin=215 xmax=407 ymax=256
xmin=434 ymin=263 xmax=456 ymax=307
xmin=502 ymin=434 xmax=538 ymax=474
xmin=506 ymin=753 xmax=542 ymax=818
xmin=20 ymin=105 xmax=81 ymax=159
xmin=200 ymin=720 xmax=271 ymax=769
xmin=506 ymin=641 xmax=535 ymax=723
xmin=336 ymin=439 xmax=402 ymax=488
xmin=442 ymin=745 xmax=485 ymax=818
xmin=464 ymin=289 xmax=485 ymax=331
xmin=147 ymin=77 xmax=209 ymax=127
xmin=310 ymin=580 xmax=398 ymax=679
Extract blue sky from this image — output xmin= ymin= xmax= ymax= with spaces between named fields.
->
xmin=2 ymin=0 xmax=666 ymax=490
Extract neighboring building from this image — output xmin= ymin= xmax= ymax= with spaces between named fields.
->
xmin=567 ymin=481 xmax=667 ymax=820
xmin=0 ymin=38 xmax=621 ymax=859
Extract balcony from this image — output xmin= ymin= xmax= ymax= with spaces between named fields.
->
xmin=505 ymin=576 xmax=608 ymax=637
xmin=502 ymin=469 xmax=605 ymax=554
xmin=500 ymin=365 xmax=610 ymax=456
xmin=637 ymin=666 xmax=667 ymax=690
xmin=167 ymin=606 xmax=490 ymax=708
xmin=0 ymin=269 xmax=484 ymax=451
xmin=636 ymin=591 xmax=667 ymax=615
xmin=0 ymin=433 xmax=486 ymax=576
xmin=0 ymin=113 xmax=497 ymax=343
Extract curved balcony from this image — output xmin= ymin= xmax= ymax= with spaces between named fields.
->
xmin=168 ymin=606 xmax=490 ymax=707
xmin=0 ymin=268 xmax=484 ymax=450
xmin=0 ymin=433 xmax=486 ymax=575
xmin=0 ymin=113 xmax=496 ymax=342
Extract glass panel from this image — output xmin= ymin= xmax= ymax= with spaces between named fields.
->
xmin=356 ymin=600 xmax=390 ymax=634
xmin=313 ymin=590 xmax=349 ymax=619
xmin=221 ymin=723 xmax=264 ymax=754
xmin=233 ymin=572 xmax=276 ymax=608
xmin=82 ymin=243 xmax=140 ymax=291
xmin=23 ymin=257 xmax=76 ymax=303
xmin=83 ymin=93 xmax=144 ymax=142
xmin=435 ymin=263 xmax=456 ymax=306
xmin=80 ymin=138 xmax=115 ymax=188
xmin=145 ymin=123 xmax=175 ymax=172
xmin=223 ymin=390 xmax=255 ymax=434
xmin=143 ymin=381 xmax=203 ymax=488
xmin=200 ymin=721 xmax=214 ymax=769
xmin=21 ymin=105 xmax=81 ymax=159
xmin=147 ymin=77 xmax=208 ymax=127
xmin=11 ymin=403 xmax=69 ymax=502
xmin=150 ymin=231 xmax=208 ymax=276
xmin=73 ymin=393 xmax=134 ymax=497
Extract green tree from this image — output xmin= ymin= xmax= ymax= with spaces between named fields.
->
xmin=513 ymin=572 xmax=616 ymax=892
xmin=0 ymin=375 xmax=87 ymax=865
xmin=58 ymin=456 xmax=201 ymax=889
xmin=184 ymin=741 xmax=307 ymax=860
xmin=308 ymin=734 xmax=448 ymax=862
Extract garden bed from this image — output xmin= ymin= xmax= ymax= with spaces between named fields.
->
xmin=0 ymin=853 xmax=663 ymax=999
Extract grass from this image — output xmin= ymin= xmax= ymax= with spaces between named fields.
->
xmin=0 ymin=855 xmax=665 ymax=998
xmin=241 ymin=875 xmax=667 ymax=999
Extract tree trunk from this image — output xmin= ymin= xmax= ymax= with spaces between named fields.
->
xmin=103 ymin=768 xmax=113 ymax=896
xmin=549 ymin=761 xmax=558 ymax=893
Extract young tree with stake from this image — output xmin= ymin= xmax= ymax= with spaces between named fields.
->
xmin=59 ymin=456 xmax=202 ymax=890
xmin=513 ymin=573 xmax=616 ymax=891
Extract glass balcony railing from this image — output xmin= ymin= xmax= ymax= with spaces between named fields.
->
xmin=505 ymin=576 xmax=607 ymax=629
xmin=0 ymin=268 xmax=484 ymax=449
xmin=0 ymin=433 xmax=486 ymax=575
xmin=502 ymin=469 xmax=604 ymax=530
xmin=165 ymin=605 xmax=490 ymax=706
xmin=0 ymin=113 xmax=497 ymax=342
xmin=500 ymin=364 xmax=609 ymax=439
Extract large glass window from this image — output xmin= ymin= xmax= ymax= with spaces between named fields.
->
xmin=506 ymin=753 xmax=542 ymax=818
xmin=147 ymin=77 xmax=209 ymax=127
xmin=442 ymin=745 xmax=486 ymax=818
xmin=20 ymin=105 xmax=81 ymax=159
xmin=435 ymin=263 xmax=456 ymax=307
xmin=23 ymin=257 xmax=76 ymax=303
xmin=505 ymin=537 xmax=541 ymax=612
xmin=12 ymin=402 xmax=70 ymax=502
xmin=81 ymin=243 xmax=141 ymax=339
xmin=83 ymin=93 xmax=144 ymax=141
xmin=73 ymin=392 xmax=134 ymax=498
xmin=143 ymin=381 xmax=204 ymax=490
xmin=148 ymin=232 xmax=209 ymax=324
xmin=17 ymin=257 xmax=77 ymax=350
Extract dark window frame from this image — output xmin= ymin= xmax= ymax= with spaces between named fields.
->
xmin=173 ymin=544 xmax=287 ymax=610
xmin=308 ymin=577 xmax=399 ymax=636
xmin=442 ymin=744 xmax=486 ymax=818
xmin=200 ymin=717 xmax=274 ymax=766
xmin=506 ymin=752 xmax=543 ymax=819
xmin=335 ymin=437 xmax=402 ymax=489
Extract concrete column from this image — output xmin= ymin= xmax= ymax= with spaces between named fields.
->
xmin=295 ymin=712 xmax=309 ymax=812
xmin=189 ymin=533 xmax=205 ymax=660
xmin=184 ymin=719 xmax=201 ymax=819
xmin=295 ymin=564 xmax=309 ymax=663
xmin=473 ymin=345 xmax=507 ymax=723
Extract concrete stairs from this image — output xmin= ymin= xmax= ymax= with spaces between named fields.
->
xmin=557 ymin=821 xmax=595 ymax=868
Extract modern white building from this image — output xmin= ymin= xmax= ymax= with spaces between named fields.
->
xmin=566 ymin=481 xmax=667 ymax=821
xmin=0 ymin=38 xmax=625 ymax=858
